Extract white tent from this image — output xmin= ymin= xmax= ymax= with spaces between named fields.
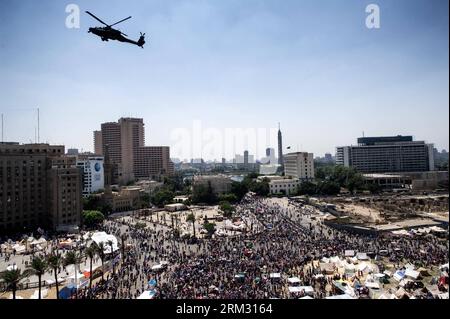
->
xmin=405 ymin=269 xmax=420 ymax=280
xmin=288 ymin=286 xmax=314 ymax=295
xmin=357 ymin=262 xmax=374 ymax=272
xmin=6 ymin=264 xmax=18 ymax=271
xmin=151 ymin=264 xmax=163 ymax=271
xmin=12 ymin=244 xmax=26 ymax=254
xmin=330 ymin=256 xmax=341 ymax=264
xmin=321 ymin=257 xmax=330 ymax=263
xmin=137 ymin=290 xmax=156 ymax=299
xmin=345 ymin=250 xmax=355 ymax=257
xmin=378 ymin=293 xmax=397 ymax=299
xmin=392 ymin=230 xmax=411 ymax=236
xmin=364 ymin=281 xmax=380 ymax=289
xmin=438 ymin=292 xmax=449 ymax=299
xmin=325 ymin=294 xmax=355 ymax=299
xmin=91 ymin=232 xmax=119 ymax=254
xmin=29 ymin=288 xmax=48 ymax=299
xmin=299 ymin=296 xmax=314 ymax=299
xmin=287 ymin=277 xmax=301 ymax=284
xmin=429 ymin=226 xmax=446 ymax=233
xmin=269 ymin=273 xmax=281 ymax=279
xmin=356 ymin=253 xmax=369 ymax=260
xmin=45 ymin=278 xmax=65 ymax=285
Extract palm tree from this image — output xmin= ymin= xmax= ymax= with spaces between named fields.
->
xmin=96 ymin=242 xmax=106 ymax=281
xmin=64 ymin=251 xmax=84 ymax=299
xmin=26 ymin=256 xmax=48 ymax=299
xmin=84 ymin=245 xmax=97 ymax=290
xmin=0 ymin=268 xmax=28 ymax=299
xmin=47 ymin=251 xmax=63 ymax=299
xmin=186 ymin=213 xmax=196 ymax=238
xmin=121 ymin=235 xmax=126 ymax=263
xmin=107 ymin=240 xmax=115 ymax=275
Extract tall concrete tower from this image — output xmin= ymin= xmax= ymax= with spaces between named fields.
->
xmin=278 ymin=123 xmax=284 ymax=168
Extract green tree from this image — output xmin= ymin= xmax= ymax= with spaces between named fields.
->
xmin=151 ymin=188 xmax=175 ymax=208
xmin=107 ymin=240 xmax=115 ymax=275
xmin=95 ymin=242 xmax=106 ymax=281
xmin=249 ymin=179 xmax=270 ymax=196
xmin=218 ymin=193 xmax=238 ymax=203
xmin=0 ymin=269 xmax=28 ymax=299
xmin=298 ymin=181 xmax=317 ymax=195
xmin=84 ymin=245 xmax=98 ymax=290
xmin=64 ymin=251 xmax=84 ymax=299
xmin=346 ymin=173 xmax=365 ymax=194
xmin=26 ymin=256 xmax=48 ymax=299
xmin=81 ymin=210 xmax=105 ymax=228
xmin=219 ymin=201 xmax=235 ymax=218
xmin=47 ymin=251 xmax=63 ymax=299
xmin=82 ymin=196 xmax=112 ymax=216
xmin=186 ymin=213 xmax=196 ymax=238
xmin=140 ymin=193 xmax=151 ymax=208
xmin=366 ymin=183 xmax=382 ymax=194
xmin=230 ymin=182 xmax=248 ymax=201
xmin=203 ymin=222 xmax=216 ymax=237
xmin=191 ymin=182 xmax=218 ymax=205
xmin=317 ymin=181 xmax=341 ymax=195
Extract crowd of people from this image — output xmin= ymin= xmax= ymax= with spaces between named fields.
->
xmin=73 ymin=195 xmax=448 ymax=299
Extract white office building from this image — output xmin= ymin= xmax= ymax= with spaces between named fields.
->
xmin=262 ymin=176 xmax=300 ymax=195
xmin=284 ymin=152 xmax=315 ymax=180
xmin=76 ymin=157 xmax=105 ymax=197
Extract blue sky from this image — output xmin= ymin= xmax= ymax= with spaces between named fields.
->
xmin=0 ymin=0 xmax=448 ymax=160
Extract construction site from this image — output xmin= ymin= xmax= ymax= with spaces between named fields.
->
xmin=300 ymin=194 xmax=449 ymax=236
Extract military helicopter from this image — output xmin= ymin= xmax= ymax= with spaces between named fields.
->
xmin=86 ymin=11 xmax=146 ymax=48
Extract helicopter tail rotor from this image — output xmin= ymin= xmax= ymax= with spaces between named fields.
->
xmin=138 ymin=32 xmax=146 ymax=48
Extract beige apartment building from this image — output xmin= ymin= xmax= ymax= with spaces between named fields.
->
xmin=93 ymin=130 xmax=103 ymax=155
xmin=284 ymin=152 xmax=315 ymax=180
xmin=94 ymin=117 xmax=173 ymax=185
xmin=0 ymin=143 xmax=82 ymax=233
xmin=192 ymin=175 xmax=232 ymax=195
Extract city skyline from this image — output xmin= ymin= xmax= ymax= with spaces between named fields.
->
xmin=0 ymin=0 xmax=449 ymax=159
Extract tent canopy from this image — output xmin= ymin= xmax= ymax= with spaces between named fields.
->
xmin=288 ymin=277 xmax=301 ymax=284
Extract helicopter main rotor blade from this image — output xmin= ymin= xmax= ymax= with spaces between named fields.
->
xmin=110 ymin=16 xmax=132 ymax=27
xmin=86 ymin=11 xmax=109 ymax=26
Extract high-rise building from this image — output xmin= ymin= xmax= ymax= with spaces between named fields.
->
xmin=0 ymin=143 xmax=82 ymax=233
xmin=94 ymin=130 xmax=103 ymax=155
xmin=244 ymin=150 xmax=249 ymax=168
xmin=336 ymin=135 xmax=435 ymax=173
xmin=135 ymin=146 xmax=174 ymax=179
xmin=278 ymin=123 xmax=284 ymax=168
xmin=119 ymin=118 xmax=145 ymax=183
xmin=94 ymin=118 xmax=173 ymax=184
xmin=100 ymin=122 xmax=121 ymax=165
xmin=67 ymin=148 xmax=79 ymax=156
xmin=284 ymin=152 xmax=315 ymax=180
